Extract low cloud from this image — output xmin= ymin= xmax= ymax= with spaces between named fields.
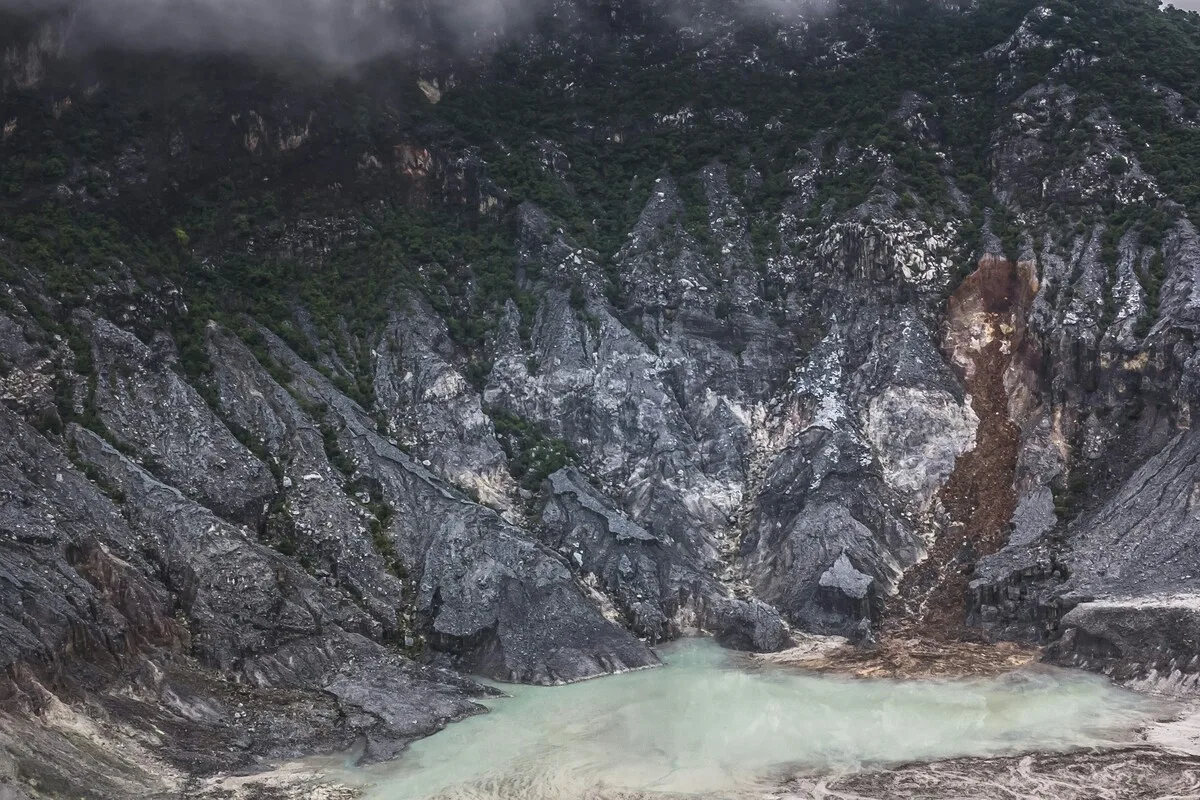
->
xmin=0 ymin=0 xmax=834 ymax=68
xmin=28 ymin=0 xmax=412 ymax=67
xmin=1 ymin=0 xmax=551 ymax=67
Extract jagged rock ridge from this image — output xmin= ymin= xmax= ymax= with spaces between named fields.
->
xmin=2 ymin=0 xmax=1200 ymax=796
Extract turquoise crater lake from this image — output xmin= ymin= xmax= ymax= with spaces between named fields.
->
xmin=356 ymin=638 xmax=1162 ymax=800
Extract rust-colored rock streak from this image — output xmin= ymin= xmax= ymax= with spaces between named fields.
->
xmin=891 ymin=255 xmax=1038 ymax=636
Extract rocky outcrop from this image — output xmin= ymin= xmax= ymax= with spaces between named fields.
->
xmin=256 ymin=324 xmax=660 ymax=685
xmin=85 ymin=314 xmax=277 ymax=525
xmin=493 ymin=172 xmax=974 ymax=641
xmin=967 ymin=129 xmax=1200 ymax=687
xmin=974 ymin=428 xmax=1200 ymax=685
xmin=740 ymin=264 xmax=968 ymax=635
xmin=7 ymin=0 xmax=1200 ymax=793
xmin=488 ymin=195 xmax=754 ymax=586
xmin=1047 ymin=596 xmax=1200 ymax=693
xmin=542 ymin=468 xmax=790 ymax=652
xmin=0 ymin=311 xmax=660 ymax=795
xmin=203 ymin=323 xmax=411 ymax=636
xmin=374 ymin=300 xmax=517 ymax=514
xmin=0 ymin=405 xmax=184 ymax=697
xmin=0 ymin=403 xmax=495 ymax=784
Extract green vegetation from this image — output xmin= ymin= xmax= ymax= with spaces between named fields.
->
xmin=1052 ymin=470 xmax=1091 ymax=521
xmin=232 ymin=323 xmax=293 ymax=386
xmin=1045 ymin=1 xmax=1200 ymax=218
xmin=262 ymin=493 xmax=307 ymax=569
xmin=490 ymin=407 xmax=574 ymax=490
xmin=65 ymin=438 xmax=127 ymax=505
xmin=320 ymin=421 xmax=357 ymax=477
xmin=357 ymin=485 xmax=423 ymax=655
xmin=1 ymin=0 xmax=1198 ymax=379
xmin=367 ymin=500 xmax=405 ymax=575
xmin=1137 ymin=248 xmax=1168 ymax=337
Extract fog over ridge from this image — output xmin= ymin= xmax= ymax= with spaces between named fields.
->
xmin=0 ymin=0 xmax=833 ymax=68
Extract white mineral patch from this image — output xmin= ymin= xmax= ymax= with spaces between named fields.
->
xmin=865 ymin=385 xmax=979 ymax=506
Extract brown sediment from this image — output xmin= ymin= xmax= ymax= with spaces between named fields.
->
xmin=759 ymin=256 xmax=1042 ymax=682
xmin=889 ymin=254 xmax=1039 ymax=641
xmin=784 ymin=749 xmax=1200 ymax=799
xmin=760 ymin=637 xmax=1038 ymax=680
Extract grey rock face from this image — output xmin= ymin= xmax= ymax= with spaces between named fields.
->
xmin=0 ymin=306 xmax=662 ymax=795
xmin=490 ymin=184 xmax=776 ymax=579
xmin=491 ymin=173 xmax=970 ymax=641
xmin=258 ymin=325 xmax=660 ymax=684
xmin=820 ymin=554 xmax=875 ymax=601
xmin=973 ymin=429 xmax=1200 ymax=665
xmin=745 ymin=459 xmax=918 ymax=632
xmin=740 ymin=297 xmax=963 ymax=634
xmin=542 ymin=468 xmax=790 ymax=652
xmin=1046 ymin=596 xmax=1200 ymax=693
xmin=0 ymin=307 xmax=57 ymax=420
xmin=203 ymin=323 xmax=410 ymax=638
xmin=967 ymin=119 xmax=1200 ymax=688
xmin=1060 ymin=432 xmax=1200 ymax=600
xmin=10 ymin=3 xmax=1200 ymax=791
xmin=85 ymin=314 xmax=277 ymax=525
xmin=374 ymin=301 xmax=517 ymax=514
xmin=0 ymin=402 xmax=493 ymax=776
xmin=0 ymin=404 xmax=182 ymax=686
xmin=66 ymin=424 xmax=373 ymax=672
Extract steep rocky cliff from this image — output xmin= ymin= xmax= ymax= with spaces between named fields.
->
xmin=2 ymin=0 xmax=1200 ymax=795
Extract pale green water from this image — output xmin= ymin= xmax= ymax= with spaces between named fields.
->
xmin=360 ymin=639 xmax=1161 ymax=800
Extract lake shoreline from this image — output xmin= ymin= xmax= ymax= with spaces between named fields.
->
xmin=88 ymin=635 xmax=1200 ymax=800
